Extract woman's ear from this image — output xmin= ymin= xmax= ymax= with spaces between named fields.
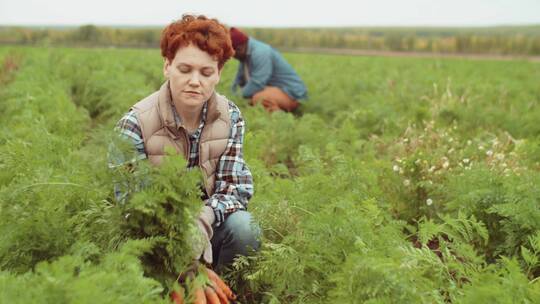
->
xmin=163 ymin=59 xmax=170 ymax=78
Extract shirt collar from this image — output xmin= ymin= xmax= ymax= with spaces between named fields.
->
xmin=246 ymin=39 xmax=253 ymax=57
xmin=170 ymin=101 xmax=208 ymax=134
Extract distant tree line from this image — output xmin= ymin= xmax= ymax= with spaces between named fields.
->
xmin=0 ymin=25 xmax=159 ymax=48
xmin=1 ymin=24 xmax=540 ymax=55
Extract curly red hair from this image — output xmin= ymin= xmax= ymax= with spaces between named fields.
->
xmin=160 ymin=14 xmax=234 ymax=70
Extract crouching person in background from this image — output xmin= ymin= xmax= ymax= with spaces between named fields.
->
xmin=229 ymin=27 xmax=308 ymax=113
xmin=110 ymin=14 xmax=260 ymax=303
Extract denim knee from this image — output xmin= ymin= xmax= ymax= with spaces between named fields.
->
xmin=223 ymin=210 xmax=261 ymax=252
xmin=211 ymin=210 xmax=261 ymax=269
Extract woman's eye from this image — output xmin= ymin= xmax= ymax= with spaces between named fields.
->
xmin=202 ymin=69 xmax=214 ymax=77
xmin=179 ymin=66 xmax=190 ymax=73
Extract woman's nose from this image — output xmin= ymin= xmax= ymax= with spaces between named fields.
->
xmin=188 ymin=72 xmax=200 ymax=85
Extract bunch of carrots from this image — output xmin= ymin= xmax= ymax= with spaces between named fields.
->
xmin=171 ymin=266 xmax=236 ymax=304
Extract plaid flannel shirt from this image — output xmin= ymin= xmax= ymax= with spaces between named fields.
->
xmin=109 ymin=100 xmax=254 ymax=226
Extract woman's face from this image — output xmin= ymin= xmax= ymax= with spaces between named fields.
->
xmin=163 ymin=44 xmax=221 ymax=108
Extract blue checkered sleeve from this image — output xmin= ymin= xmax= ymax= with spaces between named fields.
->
xmin=206 ymin=101 xmax=254 ymax=226
xmin=108 ymin=110 xmax=147 ymax=202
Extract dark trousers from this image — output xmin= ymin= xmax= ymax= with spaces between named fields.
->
xmin=210 ymin=211 xmax=261 ymax=271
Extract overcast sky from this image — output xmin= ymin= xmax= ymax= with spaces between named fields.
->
xmin=1 ymin=0 xmax=539 ymax=27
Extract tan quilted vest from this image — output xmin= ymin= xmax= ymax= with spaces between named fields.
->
xmin=131 ymin=81 xmax=231 ymax=197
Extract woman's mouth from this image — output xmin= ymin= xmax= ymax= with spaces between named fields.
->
xmin=183 ymin=90 xmax=202 ymax=98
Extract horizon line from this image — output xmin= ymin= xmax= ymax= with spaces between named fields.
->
xmin=1 ymin=23 xmax=540 ymax=29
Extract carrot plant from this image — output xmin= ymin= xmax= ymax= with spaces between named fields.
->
xmin=0 ymin=46 xmax=539 ymax=303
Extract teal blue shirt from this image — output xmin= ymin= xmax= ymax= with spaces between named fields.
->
xmin=233 ymin=38 xmax=308 ymax=101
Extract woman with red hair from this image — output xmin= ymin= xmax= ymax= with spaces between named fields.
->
xmin=111 ymin=14 xmax=259 ymax=303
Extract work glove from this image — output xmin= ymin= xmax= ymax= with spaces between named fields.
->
xmin=192 ymin=206 xmax=215 ymax=264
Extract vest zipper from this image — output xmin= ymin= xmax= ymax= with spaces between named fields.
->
xmin=198 ymin=128 xmax=210 ymax=197
xmin=183 ymin=125 xmax=210 ymax=198
xmin=178 ymin=127 xmax=190 ymax=161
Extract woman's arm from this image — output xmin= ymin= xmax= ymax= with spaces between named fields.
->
xmin=205 ymin=101 xmax=254 ymax=226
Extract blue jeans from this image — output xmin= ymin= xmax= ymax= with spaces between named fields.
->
xmin=210 ymin=211 xmax=261 ymax=271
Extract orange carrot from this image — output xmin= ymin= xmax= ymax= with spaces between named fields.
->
xmin=204 ymin=287 xmax=222 ymax=304
xmin=206 ymin=269 xmax=236 ymax=300
xmin=211 ymin=283 xmax=229 ymax=304
xmin=170 ymin=291 xmax=184 ymax=304
xmin=193 ymin=287 xmax=207 ymax=304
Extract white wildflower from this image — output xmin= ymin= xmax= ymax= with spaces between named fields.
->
xmin=442 ymin=161 xmax=450 ymax=169
xmin=393 ymin=165 xmax=400 ymax=172
xmin=426 ymin=198 xmax=433 ymax=206
xmin=463 ymin=158 xmax=470 ymax=164
xmin=486 ymin=150 xmax=493 ymax=156
xmin=403 ymin=179 xmax=411 ymax=186
xmin=495 ymin=153 xmax=505 ymax=161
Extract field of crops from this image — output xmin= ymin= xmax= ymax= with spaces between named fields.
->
xmin=0 ymin=46 xmax=539 ymax=303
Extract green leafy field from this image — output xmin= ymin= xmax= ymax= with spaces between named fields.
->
xmin=0 ymin=46 xmax=539 ymax=303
